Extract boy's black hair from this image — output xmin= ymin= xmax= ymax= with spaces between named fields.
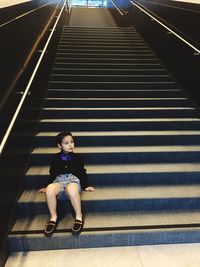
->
xmin=56 ymin=131 xmax=73 ymax=145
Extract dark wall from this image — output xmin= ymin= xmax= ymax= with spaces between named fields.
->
xmin=113 ymin=0 xmax=200 ymax=107
xmin=0 ymin=1 xmax=66 ymax=266
xmin=0 ymin=0 xmax=61 ymax=114
xmin=134 ymin=0 xmax=200 ymax=45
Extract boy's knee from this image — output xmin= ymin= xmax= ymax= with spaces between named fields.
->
xmin=46 ymin=183 xmax=58 ymax=196
xmin=67 ymin=184 xmax=79 ymax=197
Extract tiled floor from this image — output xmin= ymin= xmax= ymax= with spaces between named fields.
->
xmin=5 ymin=243 xmax=200 ymax=267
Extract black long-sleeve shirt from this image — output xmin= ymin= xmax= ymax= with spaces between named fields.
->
xmin=48 ymin=152 xmax=88 ymax=189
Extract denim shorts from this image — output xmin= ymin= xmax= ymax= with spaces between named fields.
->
xmin=53 ymin=173 xmax=81 ymax=201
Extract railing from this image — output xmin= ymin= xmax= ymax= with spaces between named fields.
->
xmin=111 ymin=0 xmax=124 ymax=16
xmin=0 ymin=0 xmax=58 ymax=28
xmin=0 ymin=0 xmax=68 ymax=155
xmin=127 ymin=0 xmax=200 ymax=55
xmin=66 ymin=0 xmax=72 ymax=13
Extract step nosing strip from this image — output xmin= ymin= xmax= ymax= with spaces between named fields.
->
xmin=10 ymin=223 xmax=200 ymax=235
xmin=53 ymin=68 xmax=166 ymax=71
xmin=45 ymin=98 xmax=188 ymax=100
xmin=40 ymin=118 xmax=200 ymax=122
xmin=51 ymin=74 xmax=171 ymax=77
xmin=50 ymin=81 xmax=176 ymax=84
xmin=37 ymin=131 xmax=200 ymax=136
xmin=43 ymin=107 xmax=194 ymax=110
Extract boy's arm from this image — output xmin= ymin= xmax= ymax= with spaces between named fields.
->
xmin=38 ymin=154 xmax=57 ymax=192
xmin=78 ymin=155 xmax=95 ymax=191
xmin=48 ymin=154 xmax=58 ymax=184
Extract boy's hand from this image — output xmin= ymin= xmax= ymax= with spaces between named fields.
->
xmin=85 ymin=186 xmax=95 ymax=192
xmin=38 ymin=187 xmax=46 ymax=193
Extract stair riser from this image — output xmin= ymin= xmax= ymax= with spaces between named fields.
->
xmin=44 ymin=99 xmax=191 ymax=108
xmin=55 ymin=54 xmax=155 ymax=60
xmin=49 ymin=82 xmax=177 ymax=89
xmin=40 ymin=109 xmax=196 ymax=119
xmin=38 ymin=121 xmax=200 ymax=132
xmin=46 ymin=90 xmax=184 ymax=98
xmin=60 ymin=36 xmax=143 ymax=40
xmin=60 ymin=33 xmax=141 ymax=37
xmin=55 ymin=58 xmax=160 ymax=64
xmin=25 ymin=172 xmax=200 ymax=189
xmin=51 ymin=76 xmax=173 ymax=82
xmin=52 ymin=69 xmax=168 ymax=75
xmin=31 ymin=151 xmax=200 ymax=165
xmin=18 ymin=198 xmax=200 ymax=217
xmin=53 ymin=63 xmax=167 ymax=69
xmin=56 ymin=48 xmax=151 ymax=53
xmin=9 ymin=230 xmax=200 ymax=252
xmin=34 ymin=135 xmax=200 ymax=147
xmin=58 ymin=41 xmax=146 ymax=46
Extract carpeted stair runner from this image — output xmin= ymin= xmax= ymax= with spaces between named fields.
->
xmin=9 ymin=26 xmax=200 ymax=252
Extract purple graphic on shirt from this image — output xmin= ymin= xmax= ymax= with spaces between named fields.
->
xmin=61 ymin=153 xmax=71 ymax=161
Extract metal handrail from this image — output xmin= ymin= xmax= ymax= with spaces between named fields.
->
xmin=65 ymin=0 xmax=72 ymax=13
xmin=128 ymin=1 xmax=200 ymax=55
xmin=111 ymin=0 xmax=124 ymax=16
xmin=0 ymin=0 xmax=57 ymax=28
xmin=0 ymin=0 xmax=67 ymax=155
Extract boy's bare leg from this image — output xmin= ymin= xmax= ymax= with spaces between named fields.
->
xmin=66 ymin=183 xmax=82 ymax=221
xmin=46 ymin=183 xmax=61 ymax=222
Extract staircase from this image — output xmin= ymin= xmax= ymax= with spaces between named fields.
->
xmin=9 ymin=26 xmax=200 ymax=252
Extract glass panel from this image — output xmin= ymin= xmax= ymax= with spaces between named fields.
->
xmin=87 ymin=0 xmax=106 ymax=7
xmin=71 ymin=0 xmax=87 ymax=6
xmin=71 ymin=0 xmax=108 ymax=7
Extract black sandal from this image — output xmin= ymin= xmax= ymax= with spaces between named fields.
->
xmin=72 ymin=218 xmax=84 ymax=235
xmin=44 ymin=220 xmax=57 ymax=237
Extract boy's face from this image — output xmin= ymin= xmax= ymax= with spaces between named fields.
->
xmin=58 ymin=135 xmax=74 ymax=153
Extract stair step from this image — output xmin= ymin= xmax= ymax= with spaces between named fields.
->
xmin=18 ymin=185 xmax=200 ymax=216
xmin=56 ymin=52 xmax=153 ymax=57
xmin=49 ymin=81 xmax=177 ymax=90
xmin=46 ymin=89 xmax=184 ymax=98
xmin=59 ymin=41 xmax=147 ymax=46
xmin=53 ymin=62 xmax=166 ymax=69
xmin=31 ymin=145 xmax=200 ymax=165
xmin=60 ymin=36 xmax=143 ymax=41
xmin=50 ymin=74 xmax=172 ymax=82
xmin=44 ymin=98 xmax=191 ymax=108
xmin=40 ymin=108 xmax=196 ymax=119
xmin=9 ymin=210 xmax=200 ymax=252
xmin=55 ymin=57 xmax=157 ymax=62
xmin=11 ymin=211 xmax=200 ymax=233
xmin=62 ymin=26 xmax=134 ymax=31
xmin=34 ymin=130 xmax=200 ymax=147
xmin=57 ymin=47 xmax=150 ymax=52
xmin=57 ymin=44 xmax=150 ymax=49
xmin=25 ymin=162 xmax=200 ymax=188
xmin=38 ymin=118 xmax=200 ymax=131
xmin=61 ymin=31 xmax=139 ymax=35
xmin=9 ymin=225 xmax=200 ymax=252
xmin=52 ymin=68 xmax=168 ymax=75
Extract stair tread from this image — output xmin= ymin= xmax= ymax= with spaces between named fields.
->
xmin=40 ymin=118 xmax=200 ymax=122
xmin=11 ymin=211 xmax=200 ymax=233
xmin=43 ymin=107 xmax=194 ymax=110
xmin=19 ymin=185 xmax=200 ymax=204
xmin=26 ymin=163 xmax=200 ymax=176
xmin=32 ymin=145 xmax=200 ymax=154
xmin=36 ymin=130 xmax=200 ymax=136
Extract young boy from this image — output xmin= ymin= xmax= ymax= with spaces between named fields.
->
xmin=39 ymin=131 xmax=95 ymax=237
